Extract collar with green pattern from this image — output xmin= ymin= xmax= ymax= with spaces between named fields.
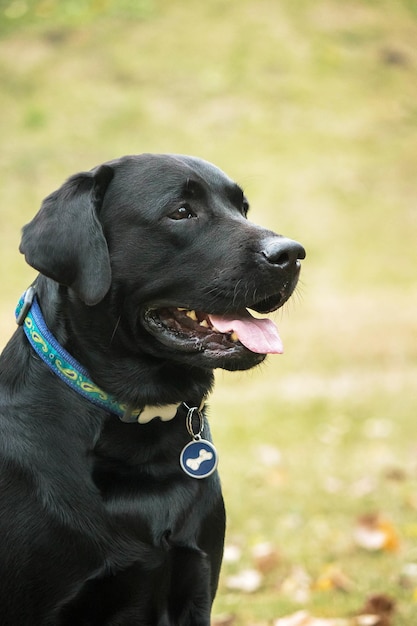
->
xmin=15 ymin=286 xmax=181 ymax=424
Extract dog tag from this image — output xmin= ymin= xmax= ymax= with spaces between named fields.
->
xmin=180 ymin=439 xmax=218 ymax=479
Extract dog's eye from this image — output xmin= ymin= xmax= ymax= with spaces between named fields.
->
xmin=169 ymin=206 xmax=196 ymax=220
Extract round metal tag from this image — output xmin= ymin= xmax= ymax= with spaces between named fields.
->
xmin=180 ymin=439 xmax=218 ymax=479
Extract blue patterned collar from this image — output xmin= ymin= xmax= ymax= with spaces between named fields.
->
xmin=15 ymin=286 xmax=181 ymax=424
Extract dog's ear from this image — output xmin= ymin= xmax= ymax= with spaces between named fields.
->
xmin=20 ymin=164 xmax=114 ymax=306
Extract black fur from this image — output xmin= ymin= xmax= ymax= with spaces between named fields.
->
xmin=0 ymin=154 xmax=304 ymax=625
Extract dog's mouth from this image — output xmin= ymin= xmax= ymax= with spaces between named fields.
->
xmin=142 ymin=305 xmax=283 ymax=358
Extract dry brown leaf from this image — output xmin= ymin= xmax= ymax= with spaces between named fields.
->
xmin=252 ymin=541 xmax=281 ymax=573
xmin=384 ymin=467 xmax=407 ymax=482
xmin=314 ymin=564 xmax=354 ymax=592
xmin=270 ymin=593 xmax=395 ymax=626
xmin=353 ymin=514 xmax=399 ymax=552
xmin=355 ymin=594 xmax=396 ymax=626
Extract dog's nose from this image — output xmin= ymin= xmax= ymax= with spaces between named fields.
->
xmin=261 ymin=237 xmax=306 ymax=268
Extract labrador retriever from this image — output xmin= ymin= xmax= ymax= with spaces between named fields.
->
xmin=0 ymin=154 xmax=305 ymax=625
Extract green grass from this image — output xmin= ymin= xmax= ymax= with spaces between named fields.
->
xmin=1 ymin=1 xmax=417 ymax=623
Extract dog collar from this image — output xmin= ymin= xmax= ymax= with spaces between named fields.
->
xmin=15 ymin=286 xmax=181 ymax=424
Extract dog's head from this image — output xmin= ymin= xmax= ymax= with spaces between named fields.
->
xmin=20 ymin=154 xmax=305 ymax=372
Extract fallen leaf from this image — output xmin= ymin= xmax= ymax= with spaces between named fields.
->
xmin=223 ymin=544 xmax=242 ymax=564
xmin=255 ymin=444 xmax=282 ymax=467
xmin=314 ymin=564 xmax=354 ymax=592
xmin=398 ymin=562 xmax=417 ymax=589
xmin=273 ymin=611 xmax=311 ymax=626
xmin=226 ymin=568 xmax=263 ymax=593
xmin=273 ymin=610 xmax=350 ymax=625
xmin=252 ymin=541 xmax=281 ymax=573
xmin=280 ymin=566 xmax=311 ymax=603
xmin=384 ymin=467 xmax=407 ymax=482
xmin=353 ymin=514 xmax=399 ymax=552
xmin=355 ymin=594 xmax=395 ymax=626
xmin=355 ymin=617 xmax=379 ymax=626
xmin=269 ymin=594 xmax=395 ymax=626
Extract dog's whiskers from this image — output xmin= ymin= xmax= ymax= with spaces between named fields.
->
xmin=232 ymin=278 xmax=243 ymax=308
xmin=109 ymin=315 xmax=121 ymax=346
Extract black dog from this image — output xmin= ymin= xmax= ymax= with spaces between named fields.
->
xmin=0 ymin=154 xmax=305 ymax=625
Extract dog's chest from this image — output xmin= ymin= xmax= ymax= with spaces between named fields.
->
xmin=92 ymin=441 xmax=206 ymax=541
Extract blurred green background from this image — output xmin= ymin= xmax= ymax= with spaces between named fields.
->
xmin=1 ymin=1 xmax=417 ymax=623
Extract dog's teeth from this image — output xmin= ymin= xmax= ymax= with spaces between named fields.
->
xmin=230 ymin=331 xmax=239 ymax=342
xmin=186 ymin=310 xmax=198 ymax=321
xmin=177 ymin=307 xmax=187 ymax=312
xmin=199 ymin=320 xmax=209 ymax=328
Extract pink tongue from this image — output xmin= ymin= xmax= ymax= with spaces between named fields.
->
xmin=208 ymin=310 xmax=283 ymax=354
